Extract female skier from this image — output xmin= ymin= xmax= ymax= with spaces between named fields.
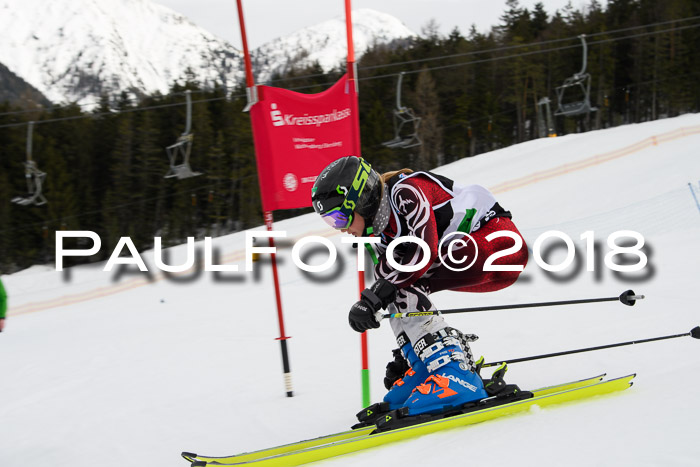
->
xmin=311 ymin=156 xmax=528 ymax=416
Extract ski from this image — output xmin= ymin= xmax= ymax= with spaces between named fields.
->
xmin=186 ymin=374 xmax=632 ymax=466
xmin=182 ymin=373 xmax=608 ymax=465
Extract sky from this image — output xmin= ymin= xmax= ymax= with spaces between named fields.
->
xmin=154 ymin=0 xmax=585 ymax=49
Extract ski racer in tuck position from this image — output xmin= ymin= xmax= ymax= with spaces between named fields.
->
xmin=311 ymin=156 xmax=529 ymax=416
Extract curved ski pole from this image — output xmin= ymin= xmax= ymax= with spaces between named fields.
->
xmin=481 ymin=326 xmax=700 ymax=368
xmin=375 ymin=290 xmax=644 ymax=321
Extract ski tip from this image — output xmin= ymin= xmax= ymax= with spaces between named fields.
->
xmin=606 ymin=373 xmax=636 ymax=385
xmin=181 ymin=452 xmax=197 ymax=462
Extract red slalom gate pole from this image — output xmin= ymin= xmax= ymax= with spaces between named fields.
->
xmin=264 ymin=212 xmax=293 ymax=397
xmin=345 ymin=0 xmax=361 ymax=157
xmin=358 ymin=270 xmax=371 ymax=408
xmin=235 ymin=0 xmax=254 ymax=89
xmin=236 ymin=0 xmax=293 ymax=397
xmin=345 ymin=0 xmax=370 ymax=408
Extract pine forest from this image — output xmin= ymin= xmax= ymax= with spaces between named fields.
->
xmin=0 ymin=0 xmax=698 ymax=273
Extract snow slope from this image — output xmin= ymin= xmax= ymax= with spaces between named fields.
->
xmin=2 ymin=114 xmax=700 ymax=467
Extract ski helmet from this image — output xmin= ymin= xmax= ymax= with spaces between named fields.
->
xmin=311 ymin=156 xmax=389 ymax=234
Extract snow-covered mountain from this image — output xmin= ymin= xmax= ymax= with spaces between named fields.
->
xmin=0 ymin=1 xmax=414 ymax=107
xmin=0 ymin=0 xmax=415 ymax=104
xmin=251 ymin=8 xmax=416 ymax=83
xmin=0 ymin=0 xmax=243 ymax=106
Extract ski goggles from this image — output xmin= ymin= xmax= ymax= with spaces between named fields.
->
xmin=320 ymin=159 xmax=373 ymax=230
xmin=321 ymin=208 xmax=353 ymax=230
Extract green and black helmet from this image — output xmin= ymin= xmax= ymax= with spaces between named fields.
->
xmin=311 ymin=156 xmax=389 ymax=234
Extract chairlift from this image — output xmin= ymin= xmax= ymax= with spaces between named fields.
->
xmin=555 ymin=35 xmax=597 ymax=117
xmin=165 ymin=90 xmax=201 ymax=179
xmin=537 ymin=97 xmax=557 ymax=137
xmin=11 ymin=121 xmax=47 ymax=206
xmin=382 ymin=72 xmax=421 ymax=149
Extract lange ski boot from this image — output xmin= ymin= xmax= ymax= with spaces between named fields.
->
xmin=355 ymin=332 xmax=429 ymax=427
xmin=403 ymin=328 xmax=487 ymax=416
xmin=383 ymin=332 xmax=429 ymax=409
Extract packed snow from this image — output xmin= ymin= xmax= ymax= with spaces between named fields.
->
xmin=2 ymin=113 xmax=700 ymax=467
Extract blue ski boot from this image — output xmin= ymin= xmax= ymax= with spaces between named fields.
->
xmin=383 ymin=332 xmax=429 ymax=409
xmin=403 ymin=328 xmax=487 ymax=415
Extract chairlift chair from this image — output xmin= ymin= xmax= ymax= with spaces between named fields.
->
xmin=555 ymin=35 xmax=598 ymax=117
xmin=382 ymin=72 xmax=422 ymax=149
xmin=165 ymin=90 xmax=202 ymax=180
xmin=11 ymin=122 xmax=48 ymax=206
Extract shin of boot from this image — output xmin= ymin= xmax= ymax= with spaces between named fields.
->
xmin=383 ymin=332 xmax=429 ymax=409
xmin=403 ymin=330 xmax=487 ymax=415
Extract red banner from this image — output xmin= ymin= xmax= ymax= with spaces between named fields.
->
xmin=250 ymin=74 xmax=356 ymax=211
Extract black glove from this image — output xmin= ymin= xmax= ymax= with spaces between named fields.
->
xmin=348 ymin=300 xmax=380 ymax=332
xmin=348 ymin=279 xmax=397 ymax=333
xmin=384 ymin=348 xmax=410 ymax=390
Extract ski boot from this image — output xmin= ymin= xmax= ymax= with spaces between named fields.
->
xmin=383 ymin=348 xmax=410 ymax=390
xmin=402 ymin=328 xmax=487 ymax=416
xmin=383 ymin=332 xmax=429 ymax=409
xmin=354 ymin=332 xmax=429 ymax=427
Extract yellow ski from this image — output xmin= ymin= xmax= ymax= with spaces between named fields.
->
xmin=182 ymin=373 xmax=610 ymax=465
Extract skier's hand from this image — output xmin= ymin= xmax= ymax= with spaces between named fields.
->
xmin=348 ymin=279 xmax=398 ymax=333
xmin=0 ymin=318 xmax=5 ymax=332
xmin=348 ymin=299 xmax=380 ymax=333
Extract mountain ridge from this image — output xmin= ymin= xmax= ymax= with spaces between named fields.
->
xmin=0 ymin=1 xmax=415 ymax=107
xmin=0 ymin=61 xmax=51 ymax=108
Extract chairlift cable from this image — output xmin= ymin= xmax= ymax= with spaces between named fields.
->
xmin=0 ymin=20 xmax=698 ymax=130
xmin=252 ymin=15 xmax=700 ymax=86
xmin=359 ymin=15 xmax=700 ymax=73
xmin=0 ymin=95 xmax=241 ymax=129
xmin=431 ymin=68 xmax=700 ymax=135
xmin=362 ymin=22 xmax=700 ymax=81
xmin=0 ymin=88 xmax=216 ymax=118
xmin=0 ymin=174 xmax=259 ymax=236
xmin=0 ymin=15 xmax=698 ymax=119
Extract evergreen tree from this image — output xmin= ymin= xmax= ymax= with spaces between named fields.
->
xmin=414 ymin=68 xmax=443 ymax=170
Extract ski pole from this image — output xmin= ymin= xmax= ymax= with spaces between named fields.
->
xmin=481 ymin=326 xmax=700 ymax=368
xmin=375 ymin=290 xmax=643 ymax=321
